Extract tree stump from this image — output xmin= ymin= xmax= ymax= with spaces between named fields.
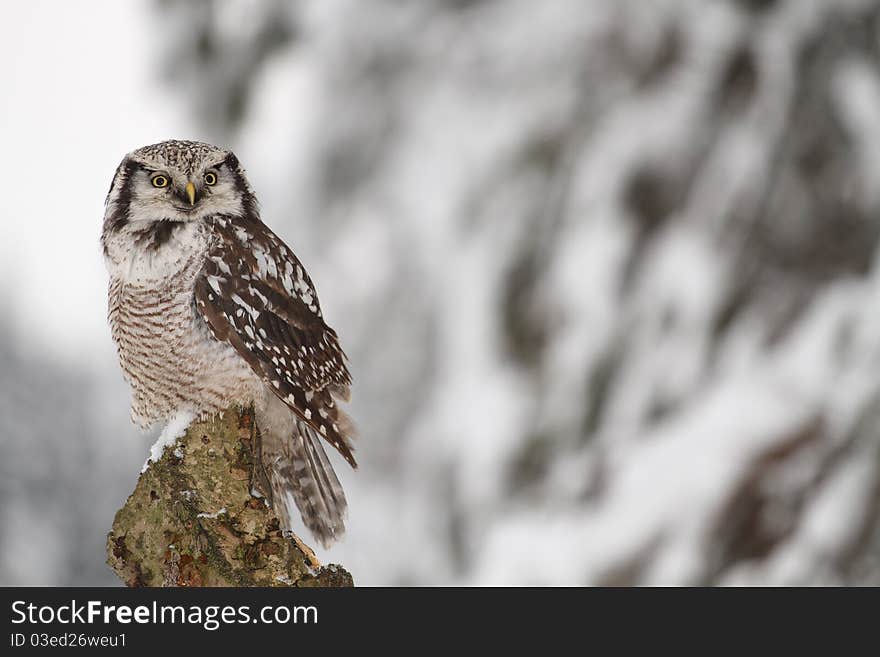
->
xmin=107 ymin=405 xmax=353 ymax=587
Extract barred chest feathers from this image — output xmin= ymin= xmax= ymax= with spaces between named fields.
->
xmin=105 ymin=220 xmax=263 ymax=428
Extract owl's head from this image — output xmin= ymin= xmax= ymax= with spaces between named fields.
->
xmin=102 ymin=140 xmax=258 ymax=247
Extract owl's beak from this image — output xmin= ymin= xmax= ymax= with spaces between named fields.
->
xmin=185 ymin=182 xmax=197 ymax=207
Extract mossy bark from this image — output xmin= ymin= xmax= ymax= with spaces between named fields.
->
xmin=107 ymin=405 xmax=353 ymax=587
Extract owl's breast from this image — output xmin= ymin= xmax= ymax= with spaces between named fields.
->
xmin=108 ymin=230 xmax=262 ymax=427
xmin=104 ymin=220 xmax=208 ymax=285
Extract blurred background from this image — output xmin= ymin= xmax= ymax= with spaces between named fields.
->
xmin=2 ymin=0 xmax=880 ymax=585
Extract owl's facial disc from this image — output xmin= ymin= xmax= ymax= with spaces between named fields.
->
xmin=125 ymin=159 xmax=245 ymax=224
xmin=103 ymin=141 xmax=259 ymax=252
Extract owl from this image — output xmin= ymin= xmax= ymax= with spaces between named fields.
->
xmin=101 ymin=139 xmax=356 ymax=548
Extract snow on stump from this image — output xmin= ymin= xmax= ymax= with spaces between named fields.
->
xmin=107 ymin=404 xmax=353 ymax=587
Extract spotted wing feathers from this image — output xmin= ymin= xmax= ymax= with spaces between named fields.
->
xmin=194 ymin=216 xmax=357 ymax=468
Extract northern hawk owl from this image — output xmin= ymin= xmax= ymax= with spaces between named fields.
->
xmin=102 ymin=140 xmax=356 ymax=548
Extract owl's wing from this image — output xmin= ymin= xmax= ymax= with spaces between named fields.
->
xmin=193 ymin=216 xmax=356 ymax=468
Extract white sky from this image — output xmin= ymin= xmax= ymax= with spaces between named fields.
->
xmin=0 ymin=1 xmax=193 ymax=367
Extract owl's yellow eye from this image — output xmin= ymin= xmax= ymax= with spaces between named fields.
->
xmin=204 ymin=172 xmax=217 ymax=186
xmin=151 ymin=174 xmax=169 ymax=188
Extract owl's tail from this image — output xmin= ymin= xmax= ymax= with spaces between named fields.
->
xmin=265 ymin=419 xmax=348 ymax=549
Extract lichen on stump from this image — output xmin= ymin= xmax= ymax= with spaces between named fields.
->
xmin=107 ymin=404 xmax=353 ymax=587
